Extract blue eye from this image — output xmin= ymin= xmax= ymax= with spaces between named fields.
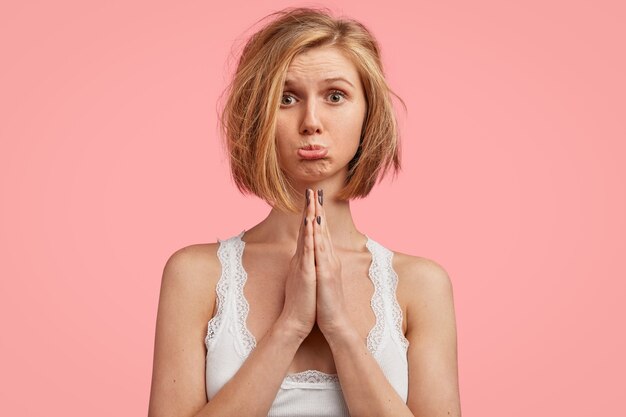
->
xmin=280 ymin=90 xmax=346 ymax=106
xmin=328 ymin=90 xmax=346 ymax=103
xmin=281 ymin=94 xmax=295 ymax=106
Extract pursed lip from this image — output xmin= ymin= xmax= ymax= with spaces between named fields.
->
xmin=300 ymin=144 xmax=325 ymax=151
xmin=298 ymin=144 xmax=328 ymax=160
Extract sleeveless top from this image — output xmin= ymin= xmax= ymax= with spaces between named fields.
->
xmin=205 ymin=231 xmax=409 ymax=416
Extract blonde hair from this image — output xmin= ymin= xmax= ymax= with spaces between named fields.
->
xmin=219 ymin=6 xmax=404 ymax=212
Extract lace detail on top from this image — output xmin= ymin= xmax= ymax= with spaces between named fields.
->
xmin=235 ymin=233 xmax=336 ymax=380
xmin=205 ymin=231 xmax=256 ymax=356
xmin=366 ymin=239 xmax=410 ymax=352
xmin=365 ymin=237 xmax=385 ymax=354
xmin=205 ymin=237 xmax=229 ymax=345
xmin=387 ymin=251 xmax=410 ymax=352
xmin=207 ymin=230 xmax=408 ymax=385
xmin=232 ymin=233 xmax=257 ymax=356
xmin=283 ymin=369 xmax=340 ymax=384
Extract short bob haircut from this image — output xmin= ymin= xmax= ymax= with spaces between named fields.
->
xmin=219 ymin=6 xmax=404 ymax=213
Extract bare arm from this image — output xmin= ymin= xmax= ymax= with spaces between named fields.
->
xmin=327 ymin=328 xmax=414 ymax=416
xmin=148 ymin=190 xmax=318 ymax=417
xmin=147 ymin=245 xmax=216 ymax=417
xmin=403 ymin=258 xmax=462 ymax=416
xmin=195 ymin=318 xmax=305 ymax=417
xmin=325 ymin=257 xmax=461 ymax=417
xmin=147 ymin=245 xmax=308 ymax=417
xmin=310 ymin=186 xmax=461 ymax=417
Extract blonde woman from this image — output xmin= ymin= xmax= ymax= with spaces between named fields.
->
xmin=149 ymin=7 xmax=461 ymax=417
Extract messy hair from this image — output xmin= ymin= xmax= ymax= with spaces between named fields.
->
xmin=219 ymin=6 xmax=404 ymax=212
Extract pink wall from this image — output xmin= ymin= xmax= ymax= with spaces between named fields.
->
xmin=1 ymin=0 xmax=624 ymax=415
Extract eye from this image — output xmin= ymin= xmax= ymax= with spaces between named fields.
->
xmin=328 ymin=90 xmax=346 ymax=103
xmin=280 ymin=94 xmax=296 ymax=106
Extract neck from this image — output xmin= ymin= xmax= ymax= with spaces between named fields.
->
xmin=243 ymin=189 xmax=366 ymax=251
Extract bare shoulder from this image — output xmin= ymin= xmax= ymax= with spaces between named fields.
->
xmin=392 ymin=251 xmax=453 ymax=292
xmin=391 ymin=252 xmax=461 ymax=415
xmin=162 ymin=242 xmax=221 ymax=281
xmin=148 ymin=242 xmax=222 ymax=417
xmin=391 ymin=251 xmax=455 ymax=331
xmin=159 ymin=242 xmax=222 ymax=321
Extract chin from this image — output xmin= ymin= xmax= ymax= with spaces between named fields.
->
xmin=286 ymin=165 xmax=349 ymax=187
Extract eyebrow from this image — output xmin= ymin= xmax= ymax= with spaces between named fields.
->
xmin=283 ymin=77 xmax=355 ymax=88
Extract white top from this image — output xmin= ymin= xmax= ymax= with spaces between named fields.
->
xmin=205 ymin=231 xmax=409 ymax=416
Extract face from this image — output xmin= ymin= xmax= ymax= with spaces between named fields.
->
xmin=275 ymin=45 xmax=367 ymax=187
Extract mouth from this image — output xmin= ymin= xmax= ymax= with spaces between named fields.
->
xmin=298 ymin=144 xmax=328 ymax=160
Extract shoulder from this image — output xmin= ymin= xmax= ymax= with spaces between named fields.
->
xmin=392 ymin=251 xmax=453 ymax=292
xmin=391 ymin=251 xmax=455 ymax=329
xmin=162 ymin=242 xmax=221 ymax=288
xmin=391 ymin=252 xmax=461 ymax=414
xmin=149 ymin=242 xmax=222 ymax=416
xmin=159 ymin=242 xmax=222 ymax=320
xmin=162 ymin=242 xmax=221 ymax=279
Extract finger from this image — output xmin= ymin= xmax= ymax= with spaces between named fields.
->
xmin=303 ymin=189 xmax=315 ymax=266
xmin=313 ymin=189 xmax=327 ymax=262
xmin=296 ymin=188 xmax=310 ymax=255
xmin=316 ymin=188 xmax=333 ymax=245
xmin=314 ymin=188 xmax=334 ymax=253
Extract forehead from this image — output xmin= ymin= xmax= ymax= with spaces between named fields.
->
xmin=285 ymin=46 xmax=359 ymax=83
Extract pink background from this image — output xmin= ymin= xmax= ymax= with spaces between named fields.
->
xmin=1 ymin=0 xmax=624 ymax=415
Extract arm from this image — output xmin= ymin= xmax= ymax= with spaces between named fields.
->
xmin=147 ymin=245 xmax=216 ymax=417
xmin=147 ymin=245 xmax=307 ymax=417
xmin=311 ymin=188 xmax=413 ymax=416
xmin=325 ymin=257 xmax=461 ymax=417
xmin=403 ymin=258 xmax=461 ymax=416
xmin=195 ymin=317 xmax=305 ymax=417
xmin=310 ymin=187 xmax=460 ymax=416
xmin=149 ymin=190 xmax=317 ymax=417
xmin=327 ymin=327 xmax=413 ymax=416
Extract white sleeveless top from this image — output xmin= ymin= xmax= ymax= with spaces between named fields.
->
xmin=205 ymin=231 xmax=409 ymax=416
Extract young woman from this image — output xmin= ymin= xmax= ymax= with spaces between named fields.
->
xmin=149 ymin=7 xmax=461 ymax=417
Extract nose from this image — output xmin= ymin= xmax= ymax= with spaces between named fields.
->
xmin=299 ymin=100 xmax=322 ymax=135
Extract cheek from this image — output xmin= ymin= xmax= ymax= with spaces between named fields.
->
xmin=274 ymin=122 xmax=288 ymax=149
xmin=344 ymin=109 xmax=365 ymax=146
xmin=274 ymin=124 xmax=293 ymax=168
xmin=275 ymin=115 xmax=294 ymax=145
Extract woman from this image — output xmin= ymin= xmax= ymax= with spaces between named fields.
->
xmin=149 ymin=7 xmax=461 ymax=417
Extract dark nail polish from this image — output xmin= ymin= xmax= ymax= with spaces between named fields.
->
xmin=316 ymin=216 xmax=321 ymax=225
xmin=304 ymin=217 xmax=308 ymax=226
xmin=306 ymin=189 xmax=310 ymax=206
xmin=318 ymin=189 xmax=323 ymax=205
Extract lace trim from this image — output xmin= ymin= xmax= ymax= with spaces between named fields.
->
xmin=386 ymin=249 xmax=410 ymax=352
xmin=284 ymin=369 xmax=339 ymax=384
xmin=366 ymin=239 xmax=410 ymax=352
xmin=365 ymin=238 xmax=385 ymax=354
xmin=209 ymin=232 xmax=407 ymax=384
xmin=205 ymin=231 xmax=257 ymax=356
xmin=232 ymin=233 xmax=257 ymax=356
xmin=205 ymin=237 xmax=230 ymax=347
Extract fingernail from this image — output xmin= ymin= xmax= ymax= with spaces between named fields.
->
xmin=306 ymin=189 xmax=310 ymax=206
xmin=316 ymin=216 xmax=321 ymax=225
xmin=304 ymin=217 xmax=308 ymax=226
xmin=318 ymin=189 xmax=323 ymax=205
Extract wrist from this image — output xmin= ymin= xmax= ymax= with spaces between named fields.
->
xmin=272 ymin=315 xmax=309 ymax=346
xmin=322 ymin=321 xmax=361 ymax=352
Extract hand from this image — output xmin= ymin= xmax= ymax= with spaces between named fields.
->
xmin=312 ymin=189 xmax=352 ymax=339
xmin=277 ymin=189 xmax=318 ymax=341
